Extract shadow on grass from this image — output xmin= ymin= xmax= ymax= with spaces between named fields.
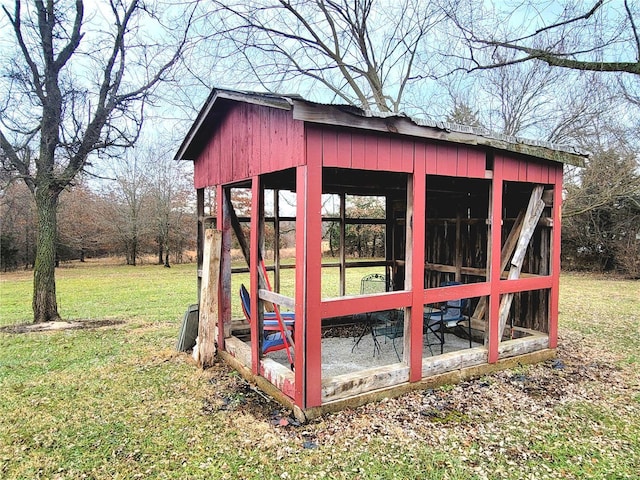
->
xmin=0 ymin=318 xmax=125 ymax=334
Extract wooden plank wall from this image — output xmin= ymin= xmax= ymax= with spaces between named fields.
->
xmin=308 ymin=125 xmax=487 ymax=177
xmin=194 ymin=103 xmax=305 ymax=188
xmin=499 ymin=154 xmax=554 ymax=183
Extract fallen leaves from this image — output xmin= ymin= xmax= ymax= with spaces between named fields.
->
xmin=199 ymin=330 xmax=639 ymax=477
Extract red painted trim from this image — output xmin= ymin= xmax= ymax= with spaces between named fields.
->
xmin=259 ymin=362 xmax=296 ymax=399
xmin=423 ymin=282 xmax=491 ymax=304
xmin=549 ymin=166 xmax=563 ymax=348
xmin=410 ymin=163 xmax=426 ymax=381
xmin=294 ymin=166 xmax=307 ymax=407
xmin=294 ymin=158 xmax=323 ymax=409
xmin=499 ymin=276 xmax=553 ymax=294
xmin=321 ymin=291 xmax=413 ymax=318
xmin=306 ymin=126 xmax=322 ymax=167
xmin=304 ymin=160 xmax=323 ymax=407
xmin=250 ymin=177 xmax=261 ymax=374
xmin=488 ymin=159 xmax=503 ymax=363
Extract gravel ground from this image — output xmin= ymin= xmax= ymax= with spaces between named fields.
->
xmin=267 ymin=330 xmax=479 ymax=377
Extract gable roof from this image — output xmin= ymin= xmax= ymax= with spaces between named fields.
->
xmin=175 ymin=88 xmax=587 ymax=167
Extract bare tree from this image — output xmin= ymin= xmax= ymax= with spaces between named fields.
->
xmin=102 ymin=153 xmax=154 ymax=266
xmin=146 ymin=144 xmax=194 ymax=267
xmin=57 ymin=181 xmax=107 ymax=262
xmin=0 ymin=180 xmax=36 ymax=270
xmin=0 ymin=1 xmax=194 ymax=322
xmin=202 ymin=0 xmax=452 ymax=112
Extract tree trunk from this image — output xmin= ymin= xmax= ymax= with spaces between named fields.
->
xmin=33 ymin=187 xmax=61 ymax=323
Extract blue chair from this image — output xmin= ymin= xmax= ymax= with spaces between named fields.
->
xmin=424 ymin=282 xmax=472 ymax=355
xmin=239 ymin=284 xmax=295 ymax=354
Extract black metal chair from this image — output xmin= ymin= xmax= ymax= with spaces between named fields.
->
xmin=371 ymin=309 xmax=404 ymax=361
xmin=423 ymin=281 xmax=472 ymax=355
xmin=352 ymin=273 xmax=387 ymax=356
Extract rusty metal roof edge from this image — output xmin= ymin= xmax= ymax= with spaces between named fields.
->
xmin=176 ymin=88 xmax=588 ymax=166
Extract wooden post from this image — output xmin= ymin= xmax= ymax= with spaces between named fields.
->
xmin=274 ymin=189 xmax=281 ymax=293
xmin=249 ymin=177 xmax=262 ymax=374
xmin=487 ymin=163 xmax=503 ymax=364
xmin=196 ymin=188 xmax=205 ymax=302
xmin=455 ymin=211 xmax=462 ymax=282
xmin=408 ymin=159 xmax=426 ymax=382
xmin=198 ymin=228 xmax=222 ymax=368
xmin=385 ymin=193 xmax=394 ymax=289
xmin=549 ymin=169 xmax=563 ymax=349
xmin=227 ymin=187 xmax=272 ymax=308
xmin=295 ymin=162 xmax=323 ymax=408
xmin=339 ymin=192 xmax=346 ymax=296
xmin=218 ymin=185 xmax=233 ymax=343
xmin=497 ymin=185 xmax=545 ymax=341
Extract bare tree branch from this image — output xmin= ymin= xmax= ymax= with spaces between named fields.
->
xmin=453 ymin=0 xmax=640 ymax=76
xmin=204 ymin=0 xmax=446 ymax=112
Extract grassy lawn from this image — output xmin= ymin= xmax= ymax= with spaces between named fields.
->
xmin=1 ymin=263 xmax=638 ymax=479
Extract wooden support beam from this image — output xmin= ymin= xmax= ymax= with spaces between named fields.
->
xmin=196 ymin=188 xmax=205 ymax=302
xmin=219 ymin=186 xmax=233 ymax=341
xmin=197 ymin=229 xmax=222 ymax=368
xmin=258 ymin=289 xmax=295 ymax=310
xmin=274 ymin=189 xmax=281 ymax=292
xmin=497 ymin=185 xmax=546 ymax=341
xmin=455 ymin=212 xmax=463 ymax=282
xmin=339 ymin=192 xmax=346 ymax=296
xmin=226 ymin=187 xmax=273 ymax=309
xmin=474 ymin=208 xmax=526 ymax=333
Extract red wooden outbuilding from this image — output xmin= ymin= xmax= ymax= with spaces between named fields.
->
xmin=175 ymin=88 xmax=586 ymax=421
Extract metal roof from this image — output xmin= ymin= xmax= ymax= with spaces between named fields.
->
xmin=175 ymin=88 xmax=587 ymax=167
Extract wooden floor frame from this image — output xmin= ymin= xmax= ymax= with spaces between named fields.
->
xmin=220 ymin=332 xmax=551 ymax=422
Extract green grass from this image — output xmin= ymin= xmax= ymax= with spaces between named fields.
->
xmin=1 ymin=264 xmax=639 ymax=479
xmin=559 ymin=273 xmax=640 ymax=356
xmin=0 ymin=260 xmax=385 ymax=327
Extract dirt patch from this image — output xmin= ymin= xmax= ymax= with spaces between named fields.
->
xmin=0 ymin=319 xmax=125 ymax=334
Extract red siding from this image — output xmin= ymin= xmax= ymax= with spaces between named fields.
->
xmin=193 ymin=103 xmax=304 ymax=188
xmin=377 ymin=135 xmax=392 ymax=170
xmin=436 ymin=144 xmax=457 ymax=176
xmin=306 ymin=125 xmax=415 ymax=172
xmin=500 ymin=154 xmax=553 ymax=184
xmin=351 ymin=134 xmax=366 ymax=169
xmin=421 ymin=142 xmax=485 ymax=178
xmin=364 ymin=133 xmax=378 ymax=169
xmin=323 ymin=129 xmax=339 ymax=167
